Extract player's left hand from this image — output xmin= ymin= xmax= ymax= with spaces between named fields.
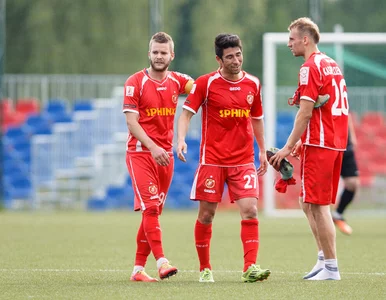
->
xmin=176 ymin=140 xmax=188 ymax=162
xmin=269 ymin=146 xmax=292 ymax=170
xmin=257 ymin=152 xmax=268 ymax=176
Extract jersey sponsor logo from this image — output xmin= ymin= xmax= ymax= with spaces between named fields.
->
xmin=322 ymin=66 xmax=342 ymax=76
xmin=157 ymin=86 xmax=167 ymax=91
xmin=146 ymin=107 xmax=176 ymax=116
xmin=148 ymin=184 xmax=158 ymax=195
xmin=246 ymin=94 xmax=254 ymax=105
xmin=205 ymin=178 xmax=215 ymax=188
xmin=126 ymin=86 xmax=135 ymax=96
xmin=229 ymin=86 xmax=241 ymax=91
xmin=190 ymin=84 xmax=197 ymax=94
xmin=299 ymin=67 xmax=309 ymax=85
xmin=172 ymin=93 xmax=178 ymax=104
xmin=204 ymin=189 xmax=216 ymax=194
xmin=219 ymin=109 xmax=250 ymax=118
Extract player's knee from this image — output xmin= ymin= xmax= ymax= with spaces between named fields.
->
xmin=344 ymin=177 xmax=359 ymax=192
xmin=198 ymin=210 xmax=215 ymax=224
xmin=240 ymin=205 xmax=257 ymax=219
xmin=143 ymin=205 xmax=160 ymax=217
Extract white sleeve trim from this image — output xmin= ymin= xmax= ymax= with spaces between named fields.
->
xmin=300 ymin=96 xmax=316 ymax=103
xmin=182 ymin=105 xmax=197 ymax=114
xmin=123 ymin=109 xmax=139 ymax=114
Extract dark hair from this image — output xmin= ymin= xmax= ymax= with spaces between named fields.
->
xmin=214 ymin=34 xmax=242 ymax=59
xmin=149 ymin=32 xmax=174 ymax=51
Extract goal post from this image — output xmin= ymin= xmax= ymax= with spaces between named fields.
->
xmin=262 ymin=32 xmax=386 ymax=217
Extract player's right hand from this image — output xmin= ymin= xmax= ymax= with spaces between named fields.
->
xmin=176 ymin=140 xmax=187 ymax=162
xmin=290 ymin=140 xmax=302 ymax=160
xmin=150 ymin=145 xmax=170 ymax=166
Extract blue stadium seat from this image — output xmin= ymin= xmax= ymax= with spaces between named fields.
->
xmin=73 ymin=100 xmax=93 ymax=111
xmin=7 ymin=174 xmax=32 ymax=200
xmin=25 ymin=114 xmax=52 ymax=135
xmin=277 ymin=111 xmax=295 ymax=126
xmin=45 ymin=99 xmax=67 ymax=114
xmin=5 ymin=126 xmax=29 ymax=141
xmin=87 ymin=196 xmax=107 ymax=211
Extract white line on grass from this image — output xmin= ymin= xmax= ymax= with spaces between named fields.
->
xmin=0 ymin=269 xmax=384 ymax=276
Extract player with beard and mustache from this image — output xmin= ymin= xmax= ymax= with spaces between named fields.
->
xmin=123 ymin=32 xmax=194 ymax=282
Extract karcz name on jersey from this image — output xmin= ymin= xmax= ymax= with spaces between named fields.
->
xmin=322 ymin=66 xmax=342 ymax=76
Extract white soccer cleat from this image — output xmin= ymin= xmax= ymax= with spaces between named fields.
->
xmin=305 ymin=267 xmax=341 ymax=280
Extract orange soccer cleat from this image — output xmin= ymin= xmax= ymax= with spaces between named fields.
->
xmin=333 ymin=218 xmax=353 ymax=235
xmin=158 ymin=262 xmax=178 ymax=280
xmin=130 ymin=270 xmax=159 ymax=282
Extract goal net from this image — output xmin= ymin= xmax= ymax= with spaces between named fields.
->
xmin=262 ymin=32 xmax=386 ymax=217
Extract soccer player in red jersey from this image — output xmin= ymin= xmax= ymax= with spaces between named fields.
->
xmin=123 ymin=32 xmax=194 ymax=282
xmin=269 ymin=17 xmax=349 ymax=280
xmin=177 ymin=33 xmax=271 ymax=283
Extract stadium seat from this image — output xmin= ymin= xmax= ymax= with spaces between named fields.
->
xmin=7 ymin=174 xmax=32 ymax=200
xmin=361 ymin=111 xmax=384 ymax=128
xmin=45 ymin=99 xmax=67 ymax=114
xmin=73 ymin=100 xmax=93 ymax=111
xmin=87 ymin=196 xmax=107 ymax=211
xmin=25 ymin=114 xmax=53 ymax=135
xmin=15 ymin=98 xmax=40 ymax=115
xmin=5 ymin=126 xmax=30 ymax=141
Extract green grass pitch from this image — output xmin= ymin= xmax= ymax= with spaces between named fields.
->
xmin=0 ymin=210 xmax=385 ymax=299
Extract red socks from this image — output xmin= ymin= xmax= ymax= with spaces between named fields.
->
xmin=195 ymin=220 xmax=212 ymax=271
xmin=241 ymin=218 xmax=259 ymax=272
xmin=142 ymin=206 xmax=164 ymax=261
xmin=134 ymin=219 xmax=152 ymax=267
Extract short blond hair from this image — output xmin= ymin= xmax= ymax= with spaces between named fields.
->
xmin=149 ymin=32 xmax=174 ymax=52
xmin=288 ymin=17 xmax=320 ymax=44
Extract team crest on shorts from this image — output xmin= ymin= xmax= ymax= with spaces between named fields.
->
xmin=205 ymin=178 xmax=215 ymax=189
xmin=246 ymin=94 xmax=254 ymax=105
xmin=172 ymin=93 xmax=178 ymax=104
xmin=148 ymin=184 xmax=158 ymax=195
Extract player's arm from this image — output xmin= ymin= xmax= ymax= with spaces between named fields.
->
xmin=124 ymin=112 xmax=170 ymax=166
xmin=184 ymin=80 xmax=194 ymax=94
xmin=251 ymin=118 xmax=268 ymax=175
xmin=177 ymin=109 xmax=195 ymax=162
xmin=348 ymin=113 xmax=357 ymax=148
xmin=269 ymin=99 xmax=314 ymax=169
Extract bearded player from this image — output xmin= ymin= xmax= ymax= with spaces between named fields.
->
xmin=123 ymin=32 xmax=193 ymax=282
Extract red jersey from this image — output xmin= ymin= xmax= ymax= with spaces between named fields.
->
xmin=296 ymin=52 xmax=349 ymax=150
xmin=183 ymin=70 xmax=263 ymax=166
xmin=123 ymin=69 xmax=193 ymax=152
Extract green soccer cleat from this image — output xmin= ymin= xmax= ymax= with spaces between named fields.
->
xmin=241 ymin=264 xmax=271 ymax=283
xmin=199 ymin=268 xmax=214 ymax=283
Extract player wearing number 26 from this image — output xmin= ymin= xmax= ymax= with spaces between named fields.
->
xmin=177 ymin=33 xmax=270 ymax=283
xmin=269 ymin=17 xmax=349 ymax=281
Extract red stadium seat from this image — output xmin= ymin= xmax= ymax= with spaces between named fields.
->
xmin=1 ymin=98 xmax=14 ymax=113
xmin=15 ymin=98 xmax=40 ymax=115
xmin=361 ymin=111 xmax=385 ymax=128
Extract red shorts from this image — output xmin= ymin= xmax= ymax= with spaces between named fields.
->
xmin=300 ymin=146 xmax=343 ymax=205
xmin=126 ymin=152 xmax=174 ymax=212
xmin=190 ymin=163 xmax=259 ymax=202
